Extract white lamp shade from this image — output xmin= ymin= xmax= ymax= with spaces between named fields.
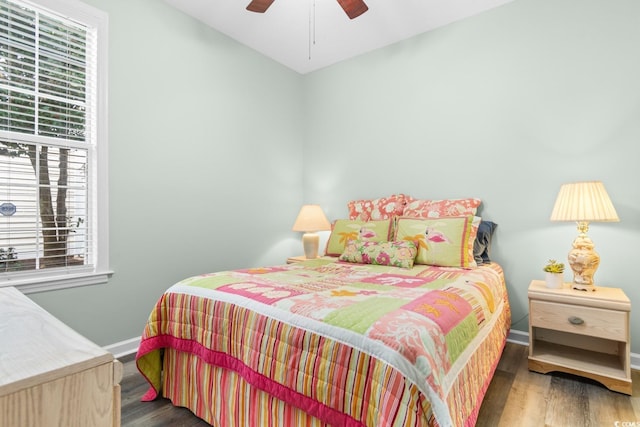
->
xmin=292 ymin=205 xmax=331 ymax=232
xmin=550 ymin=181 xmax=619 ymax=223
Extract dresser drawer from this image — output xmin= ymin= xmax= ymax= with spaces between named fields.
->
xmin=530 ymin=299 xmax=627 ymax=341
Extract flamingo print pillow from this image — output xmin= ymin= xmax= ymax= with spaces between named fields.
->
xmin=395 ymin=216 xmax=478 ymax=268
xmin=325 ymin=219 xmax=392 ymax=256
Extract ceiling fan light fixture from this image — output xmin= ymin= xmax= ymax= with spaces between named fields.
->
xmin=336 ymin=0 xmax=368 ymax=19
xmin=246 ymin=0 xmax=275 ymax=13
xmin=246 ymin=0 xmax=368 ymax=19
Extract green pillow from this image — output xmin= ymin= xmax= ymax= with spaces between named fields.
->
xmin=395 ymin=216 xmax=478 ymax=268
xmin=325 ymin=219 xmax=391 ymax=256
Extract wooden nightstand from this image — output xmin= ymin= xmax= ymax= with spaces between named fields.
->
xmin=528 ymin=280 xmax=631 ymax=394
xmin=287 ymin=255 xmax=310 ymax=264
xmin=287 ymin=256 xmax=335 ymax=264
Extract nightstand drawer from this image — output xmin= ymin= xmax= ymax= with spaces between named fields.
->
xmin=530 ymin=300 xmax=627 ymax=341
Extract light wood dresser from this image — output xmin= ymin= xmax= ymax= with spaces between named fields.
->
xmin=528 ymin=279 xmax=631 ymax=394
xmin=0 ymin=286 xmax=123 ymax=426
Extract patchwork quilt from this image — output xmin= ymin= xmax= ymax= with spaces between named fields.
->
xmin=136 ymin=258 xmax=510 ymax=427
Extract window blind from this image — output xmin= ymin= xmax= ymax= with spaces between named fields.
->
xmin=0 ymin=0 xmax=97 ymax=276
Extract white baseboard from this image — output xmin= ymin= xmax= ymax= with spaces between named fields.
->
xmin=103 ymin=336 xmax=140 ymax=359
xmin=104 ymin=330 xmax=640 ymax=370
xmin=508 ymin=329 xmax=640 ymax=370
xmin=507 ymin=329 xmax=529 ymax=346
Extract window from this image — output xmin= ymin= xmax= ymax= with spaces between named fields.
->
xmin=0 ymin=0 xmax=109 ymax=293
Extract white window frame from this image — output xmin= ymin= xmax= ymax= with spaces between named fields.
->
xmin=0 ymin=0 xmax=110 ymax=293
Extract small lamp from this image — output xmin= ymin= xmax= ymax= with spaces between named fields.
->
xmin=550 ymin=181 xmax=619 ymax=291
xmin=292 ymin=204 xmax=331 ymax=259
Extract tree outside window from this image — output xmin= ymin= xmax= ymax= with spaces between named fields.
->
xmin=1 ymin=0 xmax=105 ymax=285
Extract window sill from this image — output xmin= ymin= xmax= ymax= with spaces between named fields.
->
xmin=0 ymin=270 xmax=114 ymax=294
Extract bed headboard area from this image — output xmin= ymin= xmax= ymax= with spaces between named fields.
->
xmin=325 ymin=193 xmax=498 ymax=267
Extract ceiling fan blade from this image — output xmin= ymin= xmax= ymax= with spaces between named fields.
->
xmin=246 ymin=0 xmax=276 ymax=13
xmin=336 ymin=0 xmax=368 ymax=19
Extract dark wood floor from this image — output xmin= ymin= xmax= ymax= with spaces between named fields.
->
xmin=120 ymin=352 xmax=210 ymax=427
xmin=121 ymin=342 xmax=640 ymax=426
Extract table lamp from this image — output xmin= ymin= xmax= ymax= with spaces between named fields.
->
xmin=292 ymin=204 xmax=331 ymax=259
xmin=550 ymin=181 xmax=619 ymax=291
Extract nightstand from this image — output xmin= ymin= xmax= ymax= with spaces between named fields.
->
xmin=528 ymin=280 xmax=631 ymax=394
xmin=287 ymin=255 xmax=311 ymax=264
xmin=287 ymin=255 xmax=334 ymax=264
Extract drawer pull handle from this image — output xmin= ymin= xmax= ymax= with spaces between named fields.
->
xmin=568 ymin=316 xmax=584 ymax=325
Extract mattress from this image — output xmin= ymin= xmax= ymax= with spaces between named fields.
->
xmin=136 ymin=258 xmax=511 ymax=426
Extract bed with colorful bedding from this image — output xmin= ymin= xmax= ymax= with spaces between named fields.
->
xmin=136 ymin=195 xmax=510 ymax=427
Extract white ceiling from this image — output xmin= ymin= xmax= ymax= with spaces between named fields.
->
xmin=164 ymin=0 xmax=513 ymax=74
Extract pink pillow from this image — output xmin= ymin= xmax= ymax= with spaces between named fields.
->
xmin=403 ymin=198 xmax=481 ymax=218
xmin=347 ymin=194 xmax=410 ymax=221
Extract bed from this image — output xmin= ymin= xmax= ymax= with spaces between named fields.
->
xmin=136 ymin=195 xmax=510 ymax=427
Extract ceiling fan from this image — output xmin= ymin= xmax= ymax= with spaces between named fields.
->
xmin=246 ymin=0 xmax=368 ymax=19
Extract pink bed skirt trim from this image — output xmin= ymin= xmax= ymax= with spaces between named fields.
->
xmin=140 ymin=385 xmax=157 ymax=402
xmin=136 ymin=334 xmax=364 ymax=427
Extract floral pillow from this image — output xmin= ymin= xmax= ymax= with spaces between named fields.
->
xmin=402 ymin=198 xmax=481 ymax=218
xmin=325 ymin=219 xmax=392 ymax=256
xmin=347 ymin=194 xmax=410 ymax=221
xmin=394 ymin=216 xmax=478 ymax=268
xmin=339 ymin=240 xmax=418 ymax=269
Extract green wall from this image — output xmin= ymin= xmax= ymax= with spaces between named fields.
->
xmin=303 ymin=0 xmax=640 ymax=352
xmin=29 ymin=0 xmax=305 ymax=346
xmin=28 ymin=0 xmax=640 ymax=356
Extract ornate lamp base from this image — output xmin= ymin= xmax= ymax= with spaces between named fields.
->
xmin=568 ymin=223 xmax=600 ymax=292
xmin=571 ymin=282 xmax=597 ymax=292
